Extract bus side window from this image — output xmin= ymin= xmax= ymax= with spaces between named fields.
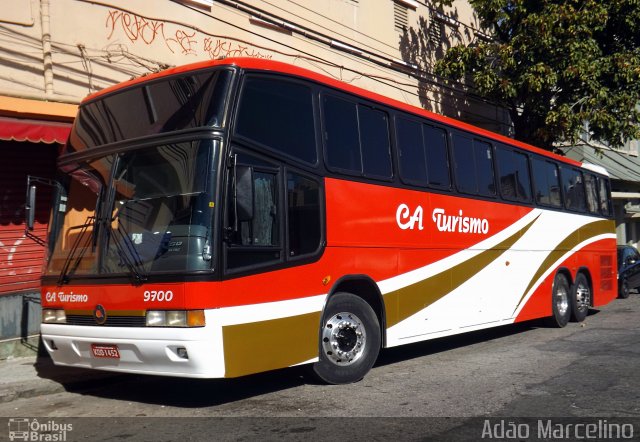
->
xmin=560 ymin=167 xmax=587 ymax=212
xmin=597 ymin=177 xmax=612 ymax=216
xmin=287 ymin=172 xmax=321 ymax=257
xmin=226 ymin=152 xmax=283 ymax=271
xmin=584 ymin=173 xmax=599 ymax=214
xmin=358 ymin=105 xmax=392 ymax=179
xmin=396 ymin=117 xmax=427 ymax=187
xmin=423 ymin=124 xmax=450 ymax=189
xmin=496 ymin=146 xmax=532 ymax=203
xmin=532 ymin=158 xmax=562 ymax=207
xmin=235 ymin=76 xmax=317 ymax=165
xmin=323 ymin=95 xmax=361 ymax=174
xmin=451 ymin=134 xmax=495 ymax=197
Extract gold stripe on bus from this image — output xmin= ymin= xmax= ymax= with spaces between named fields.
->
xmin=384 ymin=216 xmax=539 ymax=328
xmin=222 ymin=311 xmax=322 ymax=378
xmin=512 ymin=219 xmax=615 ymax=315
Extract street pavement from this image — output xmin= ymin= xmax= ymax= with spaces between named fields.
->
xmin=0 ymin=349 xmax=119 ymax=404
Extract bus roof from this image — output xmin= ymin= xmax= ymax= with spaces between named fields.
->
xmin=84 ymin=57 xmax=584 ymax=169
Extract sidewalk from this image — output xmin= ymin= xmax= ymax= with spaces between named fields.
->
xmin=0 ymin=353 xmax=121 ymax=403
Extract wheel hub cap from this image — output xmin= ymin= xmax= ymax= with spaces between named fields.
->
xmin=321 ymin=312 xmax=366 ymax=366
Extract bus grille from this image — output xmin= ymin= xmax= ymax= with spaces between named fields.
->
xmin=65 ymin=315 xmax=146 ymax=327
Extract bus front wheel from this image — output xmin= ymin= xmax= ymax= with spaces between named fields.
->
xmin=550 ymin=273 xmax=571 ymax=328
xmin=312 ymin=292 xmax=381 ymax=385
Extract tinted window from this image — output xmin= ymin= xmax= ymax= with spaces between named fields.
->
xmin=287 ymin=172 xmax=321 ymax=257
xmin=423 ymin=125 xmax=450 ymax=188
xmin=323 ymin=96 xmax=361 ymax=173
xmin=359 ymin=106 xmax=392 ymax=178
xmin=452 ymin=134 xmax=495 ymax=196
xmin=532 ymin=158 xmax=561 ymax=207
xmin=397 ymin=117 xmax=427 ymax=186
xmin=69 ymin=70 xmax=232 ymax=151
xmin=236 ymin=77 xmax=316 ymax=164
xmin=584 ymin=173 xmax=599 ymax=213
xmin=475 ymin=140 xmax=496 ymax=196
xmin=496 ymin=147 xmax=532 ymax=202
xmin=226 ymin=153 xmax=282 ymax=270
xmin=452 ymin=135 xmax=476 ymax=194
xmin=598 ymin=177 xmax=612 ymax=216
xmin=561 ymin=167 xmax=586 ymax=212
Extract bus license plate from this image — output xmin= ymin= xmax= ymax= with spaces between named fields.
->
xmin=91 ymin=344 xmax=120 ymax=359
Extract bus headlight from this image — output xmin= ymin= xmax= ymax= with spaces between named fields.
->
xmin=42 ymin=309 xmax=66 ymax=324
xmin=145 ymin=310 xmax=205 ymax=327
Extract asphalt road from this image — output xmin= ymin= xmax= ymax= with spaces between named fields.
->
xmin=1 ymin=293 xmax=639 ymax=440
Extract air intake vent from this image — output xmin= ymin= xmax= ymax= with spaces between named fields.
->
xmin=394 ymin=2 xmax=408 ymax=33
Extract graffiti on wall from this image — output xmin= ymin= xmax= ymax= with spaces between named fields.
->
xmin=105 ymin=10 xmax=273 ymax=60
xmin=0 ymin=237 xmax=25 ymax=277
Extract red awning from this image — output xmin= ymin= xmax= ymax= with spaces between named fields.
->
xmin=0 ymin=116 xmax=71 ymax=144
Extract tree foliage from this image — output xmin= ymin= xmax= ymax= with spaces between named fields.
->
xmin=435 ymin=0 xmax=640 ymax=151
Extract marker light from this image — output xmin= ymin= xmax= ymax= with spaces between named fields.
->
xmin=42 ymin=309 xmax=66 ymax=324
xmin=145 ymin=310 xmax=205 ymax=327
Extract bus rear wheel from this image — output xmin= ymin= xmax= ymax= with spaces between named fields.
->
xmin=550 ymin=273 xmax=571 ymax=328
xmin=570 ymin=273 xmax=591 ymax=322
xmin=312 ymin=292 xmax=380 ymax=385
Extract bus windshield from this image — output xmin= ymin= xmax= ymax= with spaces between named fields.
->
xmin=45 ymin=140 xmax=218 ymax=280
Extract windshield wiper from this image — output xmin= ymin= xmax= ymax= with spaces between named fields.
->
xmin=108 ymin=221 xmax=148 ymax=285
xmin=57 ymin=216 xmax=96 ymax=285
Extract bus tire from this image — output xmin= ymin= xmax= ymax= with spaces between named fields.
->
xmin=570 ymin=273 xmax=590 ymax=322
xmin=618 ymin=277 xmax=630 ymax=299
xmin=312 ymin=292 xmax=381 ymax=385
xmin=549 ymin=273 xmax=571 ymax=328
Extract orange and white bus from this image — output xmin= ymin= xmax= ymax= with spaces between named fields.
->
xmin=28 ymin=58 xmax=617 ymax=384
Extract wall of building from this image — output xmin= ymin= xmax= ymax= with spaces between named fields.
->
xmin=0 ymin=0 xmax=510 ymax=130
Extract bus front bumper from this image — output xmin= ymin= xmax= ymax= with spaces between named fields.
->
xmin=40 ymin=317 xmax=225 ymax=379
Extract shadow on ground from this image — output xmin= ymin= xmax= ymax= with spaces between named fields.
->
xmin=32 ymin=312 xmax=602 ymax=408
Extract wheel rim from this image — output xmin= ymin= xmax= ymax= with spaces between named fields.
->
xmin=321 ymin=312 xmax=366 ymax=366
xmin=621 ymin=279 xmax=629 ymax=296
xmin=555 ymin=284 xmax=569 ymax=317
xmin=575 ymin=283 xmax=591 ymax=312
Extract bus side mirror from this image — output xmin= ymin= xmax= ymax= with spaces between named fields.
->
xmin=236 ymin=165 xmax=254 ymax=222
xmin=25 ymin=184 xmax=37 ymax=231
